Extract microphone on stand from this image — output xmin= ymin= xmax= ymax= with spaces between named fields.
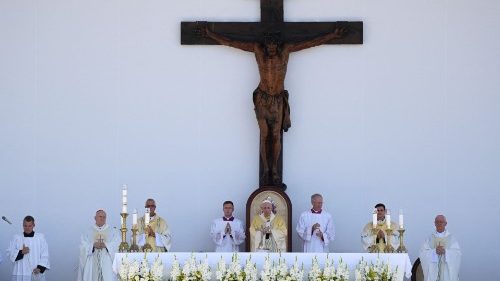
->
xmin=2 ymin=216 xmax=12 ymax=225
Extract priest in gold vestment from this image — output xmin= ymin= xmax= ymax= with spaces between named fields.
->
xmin=249 ymin=198 xmax=287 ymax=252
xmin=361 ymin=203 xmax=399 ymax=252
xmin=138 ymin=198 xmax=172 ymax=252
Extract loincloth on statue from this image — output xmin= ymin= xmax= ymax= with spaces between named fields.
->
xmin=253 ymin=88 xmax=291 ymax=131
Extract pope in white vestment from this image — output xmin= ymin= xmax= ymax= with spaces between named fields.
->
xmin=296 ymin=194 xmax=335 ymax=252
xmin=419 ymin=215 xmax=461 ymax=281
xmin=7 ymin=216 xmax=50 ymax=281
xmin=210 ymin=201 xmax=245 ymax=252
xmin=138 ymin=198 xmax=172 ymax=252
xmin=78 ymin=210 xmax=120 ymax=281
xmin=249 ymin=199 xmax=287 ymax=252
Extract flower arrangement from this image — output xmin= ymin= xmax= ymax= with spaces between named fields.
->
xmin=308 ymin=256 xmax=349 ymax=281
xmin=150 ymin=256 xmax=165 ymax=281
xmin=215 ymin=253 xmax=258 ymax=281
xmin=170 ymin=254 xmax=212 ymax=281
xmin=354 ymin=257 xmax=399 ymax=281
xmin=288 ymin=257 xmax=305 ymax=281
xmin=118 ymin=255 xmax=130 ymax=280
xmin=243 ymin=255 xmax=258 ymax=281
xmin=333 ymin=258 xmax=349 ymax=281
xmin=118 ymin=254 xmax=164 ymax=281
xmin=261 ymin=255 xmax=304 ymax=281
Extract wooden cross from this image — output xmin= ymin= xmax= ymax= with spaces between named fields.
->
xmin=181 ymin=0 xmax=363 ymax=189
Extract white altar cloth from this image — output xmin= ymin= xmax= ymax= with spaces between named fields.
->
xmin=113 ymin=252 xmax=412 ymax=280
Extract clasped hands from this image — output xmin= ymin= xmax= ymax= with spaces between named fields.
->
xmin=261 ymin=224 xmax=272 ymax=234
xmin=312 ymin=223 xmax=323 ymax=239
xmin=146 ymin=225 xmax=156 ymax=237
xmin=225 ymin=223 xmax=232 ymax=235
xmin=436 ymin=245 xmax=446 ymax=255
xmin=93 ymin=241 xmax=106 ymax=250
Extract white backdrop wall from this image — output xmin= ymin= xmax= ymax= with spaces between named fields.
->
xmin=1 ymin=0 xmax=499 ymax=280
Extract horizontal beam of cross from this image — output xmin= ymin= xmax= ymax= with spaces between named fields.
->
xmin=181 ymin=21 xmax=363 ymax=45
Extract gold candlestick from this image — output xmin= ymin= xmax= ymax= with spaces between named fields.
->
xmin=397 ymin=228 xmax=407 ymax=253
xmin=384 ymin=228 xmax=395 ymax=253
xmin=142 ymin=223 xmax=153 ymax=252
xmin=119 ymin=213 xmax=129 ymax=252
xmin=369 ymin=227 xmax=379 ymax=253
xmin=129 ymin=227 xmax=140 ymax=252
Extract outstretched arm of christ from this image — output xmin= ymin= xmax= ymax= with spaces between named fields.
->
xmin=202 ymin=24 xmax=256 ymax=52
xmin=287 ymin=27 xmax=347 ymax=52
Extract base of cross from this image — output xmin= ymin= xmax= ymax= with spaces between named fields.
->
xmin=261 ymin=183 xmax=287 ymax=191
xmin=259 ymin=170 xmax=286 ymax=191
xmin=259 ymin=131 xmax=287 ymax=190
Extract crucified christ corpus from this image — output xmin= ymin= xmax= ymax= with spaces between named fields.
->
xmin=200 ymin=23 xmax=347 ymax=186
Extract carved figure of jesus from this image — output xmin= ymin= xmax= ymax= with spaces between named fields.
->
xmin=202 ymin=24 xmax=346 ymax=185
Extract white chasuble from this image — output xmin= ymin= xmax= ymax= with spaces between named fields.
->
xmin=210 ymin=217 xmax=246 ymax=252
xmin=8 ymin=232 xmax=50 ymax=281
xmin=296 ymin=210 xmax=335 ymax=252
xmin=78 ymin=224 xmax=120 ymax=281
xmin=419 ymin=231 xmax=461 ymax=281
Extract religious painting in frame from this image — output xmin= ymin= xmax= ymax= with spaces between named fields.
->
xmin=245 ymin=187 xmax=292 ymax=252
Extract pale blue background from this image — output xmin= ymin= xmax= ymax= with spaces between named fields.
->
xmin=1 ymin=0 xmax=499 ymax=280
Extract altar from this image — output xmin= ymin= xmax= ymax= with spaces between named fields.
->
xmin=112 ymin=252 xmax=412 ymax=280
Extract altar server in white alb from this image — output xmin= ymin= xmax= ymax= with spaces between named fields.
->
xmin=296 ymin=193 xmax=335 ymax=252
xmin=210 ymin=200 xmax=246 ymax=252
xmin=419 ymin=215 xmax=461 ymax=281
xmin=138 ymin=198 xmax=172 ymax=252
xmin=78 ymin=209 xmax=120 ymax=281
xmin=7 ymin=215 xmax=50 ymax=281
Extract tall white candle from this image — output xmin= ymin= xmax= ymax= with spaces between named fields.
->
xmin=372 ymin=209 xmax=377 ymax=228
xmin=145 ymin=209 xmax=150 ymax=226
xmin=132 ymin=209 xmax=138 ymax=226
xmin=386 ymin=209 xmax=391 ymax=229
xmin=121 ymin=185 xmax=128 ymax=213
xmin=399 ymin=209 xmax=404 ymax=229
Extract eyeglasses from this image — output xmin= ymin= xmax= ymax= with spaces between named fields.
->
xmin=145 ymin=205 xmax=156 ymax=208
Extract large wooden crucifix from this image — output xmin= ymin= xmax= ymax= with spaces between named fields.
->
xmin=181 ymin=0 xmax=362 ymax=189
